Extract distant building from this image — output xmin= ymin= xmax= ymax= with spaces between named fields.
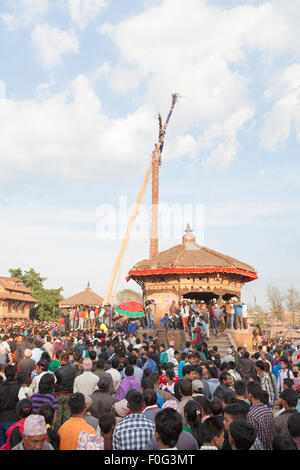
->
xmin=0 ymin=277 xmax=36 ymax=321
xmin=59 ymin=283 xmax=103 ymax=308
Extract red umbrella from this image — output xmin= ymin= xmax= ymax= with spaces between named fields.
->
xmin=115 ymin=301 xmax=145 ymax=318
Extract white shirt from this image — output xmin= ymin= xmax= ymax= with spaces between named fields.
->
xmin=183 ymin=306 xmax=190 ymax=317
xmin=73 ymin=371 xmax=99 ymax=396
xmin=3 ymin=341 xmax=11 ymax=353
xmin=277 ymin=368 xmax=295 ymax=394
xmin=31 ymin=370 xmax=57 ymax=393
xmin=18 ymin=387 xmax=33 ymax=401
xmin=31 ymin=348 xmax=43 ymax=364
xmin=200 ymin=445 xmax=218 ymax=450
xmin=163 ymin=383 xmax=175 ymax=394
xmin=221 ymin=354 xmax=235 ymax=364
xmin=166 ymin=347 xmax=175 ymax=362
xmin=106 ymin=368 xmax=122 ymax=392
xmin=43 ymin=342 xmax=53 ymax=357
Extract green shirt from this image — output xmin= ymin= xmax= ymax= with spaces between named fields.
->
xmin=49 ymin=359 xmax=60 ymax=372
xmin=183 ymin=425 xmax=192 ymax=434
xmin=159 ymin=351 xmax=168 ymax=365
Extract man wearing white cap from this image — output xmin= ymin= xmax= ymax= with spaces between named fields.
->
xmin=12 ymin=415 xmax=53 ymax=450
xmin=221 ymin=348 xmax=235 ymax=365
xmin=166 ymin=341 xmax=175 ymax=363
xmin=18 ymin=349 xmax=35 ymax=382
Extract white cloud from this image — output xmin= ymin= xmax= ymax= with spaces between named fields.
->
xmin=202 ymin=106 xmax=254 ymax=169
xmin=0 ymin=13 xmax=17 ymax=30
xmin=2 ymin=0 xmax=300 ymax=181
xmin=31 ymin=23 xmax=79 ymax=68
xmin=261 ymin=64 xmax=300 ymax=150
xmin=1 ymin=0 xmax=49 ymax=30
xmin=0 ymin=200 xmax=148 ymax=298
xmin=0 ymin=75 xmax=157 ymax=181
xmin=206 ymin=201 xmax=300 ymax=227
xmin=100 ymin=0 xmax=300 ymax=169
xmin=0 ymin=81 xmax=6 ymax=100
xmin=91 ymin=62 xmax=112 ymax=85
xmin=68 ymin=0 xmax=107 ymax=29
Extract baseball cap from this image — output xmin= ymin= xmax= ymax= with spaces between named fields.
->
xmin=192 ymin=379 xmax=203 ymax=393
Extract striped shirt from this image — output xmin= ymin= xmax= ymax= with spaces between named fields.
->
xmin=260 ymin=372 xmax=274 ymax=403
xmin=31 ymin=392 xmax=58 ymax=414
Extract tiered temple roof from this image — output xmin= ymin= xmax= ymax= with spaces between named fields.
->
xmin=127 ymin=225 xmax=258 ymax=283
xmin=0 ymin=277 xmax=36 ymax=303
xmin=59 ymin=283 xmax=103 ymax=308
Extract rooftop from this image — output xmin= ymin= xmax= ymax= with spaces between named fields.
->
xmin=59 ymin=282 xmax=104 ymax=308
xmin=127 ymin=225 xmax=257 ymax=282
xmin=0 ymin=277 xmax=37 ymax=303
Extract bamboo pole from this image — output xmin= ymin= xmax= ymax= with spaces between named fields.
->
xmin=102 ymin=156 xmax=154 ymax=305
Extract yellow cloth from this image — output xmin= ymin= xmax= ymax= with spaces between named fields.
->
xmin=100 ymin=324 xmax=108 ymax=332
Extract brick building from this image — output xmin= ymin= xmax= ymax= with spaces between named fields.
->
xmin=0 ymin=277 xmax=36 ymax=321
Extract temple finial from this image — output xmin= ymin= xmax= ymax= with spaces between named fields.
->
xmin=185 ymin=223 xmax=192 ymax=234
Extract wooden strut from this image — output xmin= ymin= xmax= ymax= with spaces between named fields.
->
xmin=103 ymin=94 xmax=179 ymax=306
xmin=102 ymin=158 xmax=153 ymax=306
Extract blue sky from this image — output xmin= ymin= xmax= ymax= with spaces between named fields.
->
xmin=1 ymin=0 xmax=300 ymax=309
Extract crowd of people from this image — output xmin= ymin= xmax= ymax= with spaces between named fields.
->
xmin=57 ymin=298 xmax=249 ymax=344
xmin=0 ymin=313 xmax=300 ymax=451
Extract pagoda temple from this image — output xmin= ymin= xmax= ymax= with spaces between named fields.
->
xmin=0 ymin=277 xmax=37 ymax=320
xmin=127 ymin=224 xmax=258 ymax=324
xmin=59 ymin=283 xmax=103 ymax=309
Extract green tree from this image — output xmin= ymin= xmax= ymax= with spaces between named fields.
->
xmin=9 ymin=268 xmax=46 ymax=291
xmin=267 ymin=286 xmax=284 ymax=321
xmin=9 ymin=267 xmax=63 ymax=320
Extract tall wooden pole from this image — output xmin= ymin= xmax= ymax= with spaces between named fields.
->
xmin=150 ymin=143 xmax=160 ymax=259
xmin=149 ymin=94 xmax=179 ymax=258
